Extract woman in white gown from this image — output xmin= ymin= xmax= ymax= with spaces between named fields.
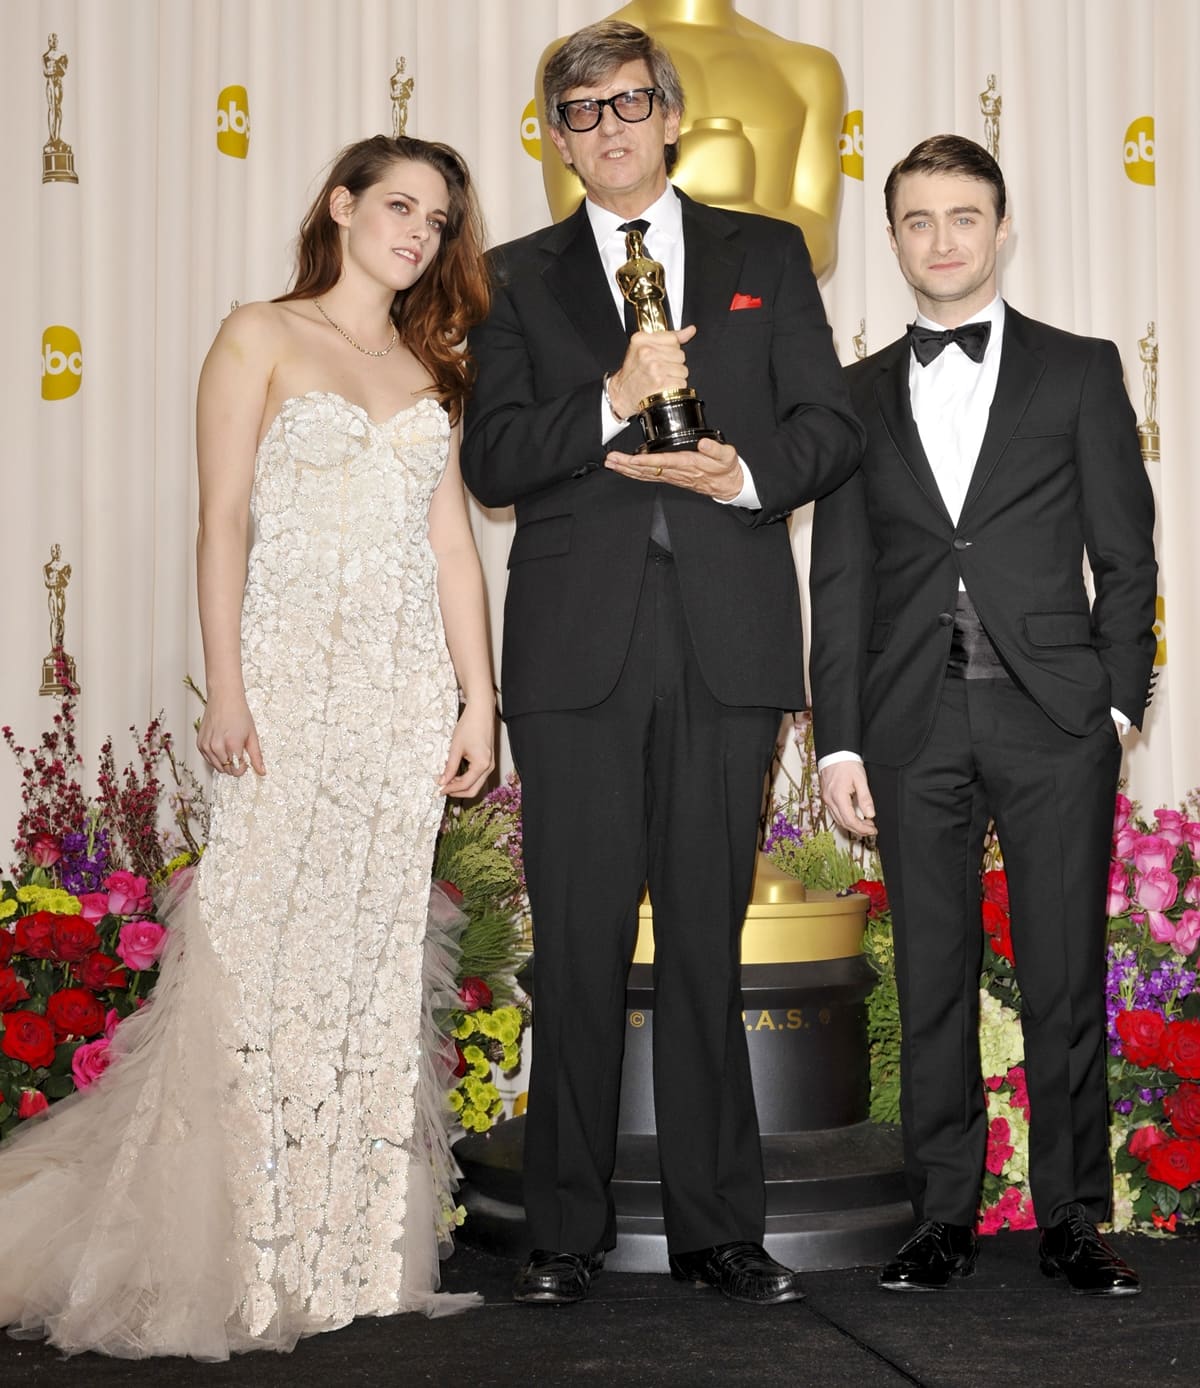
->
xmin=0 ymin=135 xmax=495 ymax=1358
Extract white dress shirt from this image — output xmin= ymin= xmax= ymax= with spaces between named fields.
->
xmin=587 ymin=185 xmax=759 ymax=508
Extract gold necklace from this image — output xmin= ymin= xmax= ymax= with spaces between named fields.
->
xmin=313 ymin=298 xmax=398 ymax=357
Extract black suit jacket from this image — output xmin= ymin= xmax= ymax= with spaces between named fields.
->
xmin=461 ymin=191 xmax=864 ymax=717
xmin=809 ymin=305 xmax=1158 ymax=767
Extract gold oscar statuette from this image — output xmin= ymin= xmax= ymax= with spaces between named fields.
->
xmin=979 ymin=73 xmax=1002 ymax=162
xmin=616 ymin=227 xmax=723 ymax=454
xmin=40 ymin=544 xmax=80 ymax=696
xmin=42 ymin=33 xmax=79 ymax=184
xmin=1137 ymin=321 xmax=1160 ymax=463
xmin=390 ymin=57 xmax=414 ymax=138
xmin=852 ymin=318 xmax=867 ymax=361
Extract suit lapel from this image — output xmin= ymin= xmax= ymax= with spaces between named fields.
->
xmin=873 ymin=344 xmax=954 ymax=527
xmin=961 ymin=306 xmax=1045 ymax=515
xmin=541 ymin=204 xmax=629 ymax=370
xmin=678 ymin=193 xmax=743 ymax=333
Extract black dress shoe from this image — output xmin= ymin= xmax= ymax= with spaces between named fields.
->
xmin=668 ymin=1241 xmax=805 ymax=1304
xmin=878 ymin=1220 xmax=978 ymax=1291
xmin=1038 ymin=1206 xmax=1141 ymax=1296
xmin=512 ymin=1249 xmax=604 ymax=1305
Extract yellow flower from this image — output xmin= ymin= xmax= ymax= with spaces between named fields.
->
xmin=448 ymin=1089 xmax=464 ymax=1112
xmin=16 ymin=885 xmax=81 ymax=914
xmin=0 ymin=899 xmax=18 ymax=921
xmin=452 ymin=1017 xmax=475 ymax=1040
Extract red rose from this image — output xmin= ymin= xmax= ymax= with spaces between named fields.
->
xmin=435 ymin=879 xmax=465 ymax=906
xmin=73 ymin=952 xmax=128 ymax=992
xmin=1144 ymin=1137 xmax=1200 ymax=1190
xmin=29 ymin=833 xmax=62 ymax=867
xmin=458 ymin=976 xmax=493 ymax=1013
xmin=0 ymin=930 xmax=13 ymax=967
xmin=51 ymin=914 xmax=100 ymax=963
xmin=982 ymin=899 xmax=1015 ymax=963
xmin=981 ymin=869 xmax=1009 ymax=911
xmin=14 ymin=911 xmax=57 ymax=959
xmin=1159 ymin=1020 xmax=1200 ymax=1080
xmin=851 ymin=879 xmax=889 ymax=918
xmin=1127 ymin=1124 xmax=1168 ymax=1161
xmin=452 ymin=1044 xmax=468 ymax=1078
xmin=0 ymin=967 xmax=30 ymax=1010
xmin=1114 ymin=1008 xmax=1167 ymax=1068
xmin=1163 ymin=1083 xmax=1200 ymax=1139
xmin=1 ymin=1010 xmax=58 ymax=1068
xmin=45 ymin=988 xmax=106 ymax=1039
xmin=17 ymin=1090 xmax=49 ymax=1119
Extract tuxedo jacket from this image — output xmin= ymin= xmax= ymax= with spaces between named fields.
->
xmin=809 ymin=305 xmax=1158 ymax=767
xmin=461 ymin=191 xmax=864 ymax=718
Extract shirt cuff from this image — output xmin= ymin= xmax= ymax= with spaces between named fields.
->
xmin=1111 ymin=707 xmax=1131 ymax=736
xmin=714 ymin=458 xmax=760 ymax=509
xmin=601 ymin=381 xmax=626 ymax=445
xmin=817 ymin=750 xmax=863 ymax=772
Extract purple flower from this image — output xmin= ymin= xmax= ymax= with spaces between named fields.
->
xmin=58 ymin=829 xmax=111 ymax=895
xmin=763 ymin=811 xmax=805 ymax=857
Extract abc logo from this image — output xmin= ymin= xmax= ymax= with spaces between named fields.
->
xmin=1154 ymin=594 xmax=1167 ymax=666
xmin=520 ymin=97 xmax=541 ymax=161
xmin=41 ymin=326 xmax=82 ymax=401
xmin=217 ymin=85 xmax=250 ymax=158
xmin=839 ymin=110 xmax=864 ymax=181
xmin=1123 ymin=115 xmax=1154 ymax=186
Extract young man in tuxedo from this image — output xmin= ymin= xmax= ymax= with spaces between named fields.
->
xmin=809 ymin=135 xmax=1157 ymax=1296
xmin=461 ymin=20 xmax=863 ymax=1306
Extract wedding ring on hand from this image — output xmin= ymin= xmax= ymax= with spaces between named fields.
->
xmin=653 ymin=465 xmax=663 ymax=476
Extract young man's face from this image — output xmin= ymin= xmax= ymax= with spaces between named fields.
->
xmin=887 ymin=170 xmax=1010 ymax=323
xmin=548 ymin=59 xmax=680 ymax=217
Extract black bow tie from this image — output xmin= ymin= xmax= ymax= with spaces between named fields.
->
xmin=907 ymin=320 xmax=992 ymax=366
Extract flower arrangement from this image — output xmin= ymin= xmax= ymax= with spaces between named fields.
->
xmin=433 ymin=773 xmax=531 ymax=1136
xmin=1 ymin=695 xmax=204 ymax=1136
xmin=764 ymin=718 xmax=1200 ymax=1236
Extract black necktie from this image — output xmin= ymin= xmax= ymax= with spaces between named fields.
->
xmin=907 ymin=320 xmax=991 ymax=366
xmin=617 ymin=218 xmax=674 ymax=332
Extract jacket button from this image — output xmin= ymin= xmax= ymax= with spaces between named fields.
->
xmin=953 ymin=537 xmax=971 ymax=550
xmin=938 ymin=612 xmax=954 ymax=626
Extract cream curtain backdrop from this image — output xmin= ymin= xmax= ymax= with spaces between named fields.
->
xmin=1 ymin=0 xmax=1195 ymax=836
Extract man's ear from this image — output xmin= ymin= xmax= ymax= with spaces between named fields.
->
xmin=547 ymin=126 xmax=573 ymax=169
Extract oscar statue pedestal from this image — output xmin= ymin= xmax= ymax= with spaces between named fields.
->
xmin=452 ymin=858 xmax=909 ymax=1270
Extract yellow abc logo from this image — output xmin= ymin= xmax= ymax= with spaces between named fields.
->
xmin=1154 ymin=594 xmax=1167 ymax=666
xmin=520 ymin=97 xmax=541 ymax=161
xmin=216 ymin=85 xmax=250 ymax=158
xmin=839 ymin=109 xmax=864 ymax=181
xmin=41 ymin=326 xmax=82 ymax=400
xmin=1123 ymin=115 xmax=1154 ymax=185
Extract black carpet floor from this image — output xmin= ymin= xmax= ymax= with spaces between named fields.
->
xmin=1 ymin=1232 xmax=1194 ymax=1387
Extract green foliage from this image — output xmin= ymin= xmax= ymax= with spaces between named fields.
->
xmin=768 ymin=829 xmax=862 ymax=893
xmin=862 ymin=909 xmax=902 ymax=1124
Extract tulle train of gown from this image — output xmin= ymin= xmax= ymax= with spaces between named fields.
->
xmin=0 ymin=392 xmax=480 ymax=1357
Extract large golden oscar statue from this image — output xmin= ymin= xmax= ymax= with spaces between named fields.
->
xmin=536 ymin=0 xmax=845 ymax=276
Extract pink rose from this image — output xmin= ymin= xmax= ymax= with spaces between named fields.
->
xmin=1146 ymin=911 xmax=1176 ymax=944
xmin=1154 ymin=808 xmax=1186 ymax=847
xmin=1132 ymin=834 xmax=1175 ymax=875
xmin=70 ymin=1037 xmax=113 ymax=1090
xmin=1006 ymin=1065 xmax=1031 ymax=1118
xmin=1184 ymin=877 xmax=1200 ymax=908
xmin=29 ymin=833 xmax=62 ymax=867
xmin=104 ymin=1008 xmax=121 ymax=1039
xmin=1183 ymin=822 xmax=1200 ymax=854
xmin=1175 ymin=910 xmax=1200 ymax=956
xmin=977 ymin=1205 xmax=1004 ymax=1235
xmin=1113 ymin=823 xmax=1139 ymax=861
xmin=77 ymin=892 xmax=110 ymax=924
xmin=1127 ymin=1124 xmax=1168 ymax=1161
xmin=1134 ymin=866 xmax=1179 ymax=913
xmin=985 ymin=1116 xmax=1014 ymax=1176
xmin=1113 ymin=793 xmax=1133 ymax=830
xmin=17 ymin=1090 xmax=49 ymax=1120
xmin=116 ymin=921 xmax=167 ymax=971
xmin=103 ymin=871 xmax=152 ymax=917
xmin=1106 ymin=861 xmax=1130 ymax=917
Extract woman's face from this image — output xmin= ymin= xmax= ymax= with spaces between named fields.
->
xmin=335 ymin=158 xmax=450 ymax=292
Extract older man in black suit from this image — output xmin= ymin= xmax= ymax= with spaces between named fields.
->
xmin=461 ymin=20 xmax=863 ymax=1306
xmin=809 ymin=135 xmax=1157 ymax=1296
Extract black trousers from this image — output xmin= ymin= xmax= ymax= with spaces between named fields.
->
xmin=868 ymin=673 xmax=1121 ymax=1228
xmin=508 ymin=547 xmax=781 ymax=1254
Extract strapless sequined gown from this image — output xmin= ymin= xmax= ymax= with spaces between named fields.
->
xmin=0 ymin=393 xmax=476 ymax=1358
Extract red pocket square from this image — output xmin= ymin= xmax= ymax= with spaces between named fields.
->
xmin=729 ymin=292 xmax=763 ymax=311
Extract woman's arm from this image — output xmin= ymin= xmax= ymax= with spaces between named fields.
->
xmin=194 ymin=304 xmax=276 ymax=777
xmin=427 ymin=422 xmax=496 ymax=799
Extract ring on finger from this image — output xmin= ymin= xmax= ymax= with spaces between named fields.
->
xmin=653 ymin=465 xmax=663 ymax=477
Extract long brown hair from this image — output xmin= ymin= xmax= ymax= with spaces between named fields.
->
xmin=276 ymin=135 xmax=490 ymax=422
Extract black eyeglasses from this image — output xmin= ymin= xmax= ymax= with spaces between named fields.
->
xmin=556 ymin=87 xmax=664 ymax=133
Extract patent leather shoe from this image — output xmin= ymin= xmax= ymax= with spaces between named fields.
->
xmin=668 ymin=1241 xmax=805 ymax=1304
xmin=1038 ymin=1206 xmax=1141 ymax=1296
xmin=512 ymin=1248 xmax=604 ymax=1305
xmin=878 ymin=1220 xmax=978 ymax=1291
